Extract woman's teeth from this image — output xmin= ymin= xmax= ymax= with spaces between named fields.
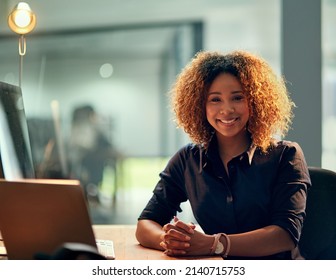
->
xmin=219 ymin=118 xmax=237 ymax=124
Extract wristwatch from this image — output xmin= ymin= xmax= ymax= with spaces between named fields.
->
xmin=214 ymin=237 xmax=225 ymax=255
xmin=211 ymin=233 xmax=230 ymax=257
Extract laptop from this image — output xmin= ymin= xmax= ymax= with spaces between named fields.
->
xmin=0 ymin=179 xmax=115 ymax=260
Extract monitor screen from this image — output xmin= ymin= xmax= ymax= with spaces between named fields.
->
xmin=0 ymin=81 xmax=35 ymax=179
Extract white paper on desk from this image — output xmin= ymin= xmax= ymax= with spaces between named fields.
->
xmin=0 ymin=246 xmax=7 ymax=255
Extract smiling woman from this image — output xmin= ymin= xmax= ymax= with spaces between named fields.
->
xmin=136 ymin=50 xmax=311 ymax=260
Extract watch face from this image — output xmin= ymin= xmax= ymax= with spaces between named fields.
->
xmin=215 ymin=241 xmax=224 ymax=254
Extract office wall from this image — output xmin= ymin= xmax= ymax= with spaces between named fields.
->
xmin=282 ymin=0 xmax=322 ymax=167
xmin=2 ymin=0 xmax=334 ymax=169
xmin=0 ymin=0 xmax=282 ymax=161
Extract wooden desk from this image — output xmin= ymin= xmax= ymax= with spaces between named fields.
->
xmin=93 ymin=224 xmax=221 ymax=260
xmin=1 ymin=225 xmax=221 ymax=260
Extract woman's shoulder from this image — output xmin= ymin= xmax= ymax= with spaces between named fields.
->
xmin=269 ymin=139 xmax=306 ymax=158
xmin=268 ymin=139 xmax=311 ymax=185
xmin=167 ymin=143 xmax=204 ymax=165
xmin=174 ymin=142 xmax=203 ymax=157
xmin=271 ymin=139 xmax=303 ymax=150
xmin=164 ymin=143 xmax=203 ymax=172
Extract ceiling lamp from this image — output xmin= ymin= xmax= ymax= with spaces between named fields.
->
xmin=8 ymin=2 xmax=36 ymax=35
xmin=7 ymin=2 xmax=37 ymax=87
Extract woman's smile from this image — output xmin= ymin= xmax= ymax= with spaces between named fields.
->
xmin=217 ymin=117 xmax=239 ymax=125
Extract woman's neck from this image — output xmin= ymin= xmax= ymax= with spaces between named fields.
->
xmin=216 ymin=130 xmax=251 ymax=163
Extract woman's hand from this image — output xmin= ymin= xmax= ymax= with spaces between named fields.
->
xmin=160 ymin=217 xmax=214 ymax=256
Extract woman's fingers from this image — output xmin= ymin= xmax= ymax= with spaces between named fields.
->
xmin=162 ymin=219 xmax=194 ymax=235
xmin=175 ymin=220 xmax=194 ymax=234
xmin=160 ymin=240 xmax=189 ymax=255
xmin=164 ymin=228 xmax=191 ymax=241
xmin=164 ymin=248 xmax=187 ymax=256
xmin=160 ymin=218 xmax=195 ymax=256
xmin=160 ymin=232 xmax=191 ymax=252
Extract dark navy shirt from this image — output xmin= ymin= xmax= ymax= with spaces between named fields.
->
xmin=138 ymin=136 xmax=311 ymax=259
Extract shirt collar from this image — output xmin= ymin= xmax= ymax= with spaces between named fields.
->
xmin=202 ymin=134 xmax=256 ymax=169
xmin=246 ymin=144 xmax=257 ymax=165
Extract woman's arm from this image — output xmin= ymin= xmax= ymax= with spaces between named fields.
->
xmin=136 ymin=218 xmax=294 ymax=257
xmin=226 ymin=225 xmax=295 ymax=257
xmin=135 ymin=219 xmax=165 ymax=251
xmin=160 ymin=219 xmax=295 ymax=257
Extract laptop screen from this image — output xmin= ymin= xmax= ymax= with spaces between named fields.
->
xmin=0 ymin=81 xmax=35 ymax=179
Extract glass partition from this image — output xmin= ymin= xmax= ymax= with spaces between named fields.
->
xmin=322 ymin=0 xmax=336 ymax=172
xmin=0 ymin=21 xmax=201 ymax=223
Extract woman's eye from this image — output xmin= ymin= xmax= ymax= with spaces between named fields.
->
xmin=209 ymin=97 xmax=221 ymax=102
xmin=233 ymin=95 xmax=244 ymax=101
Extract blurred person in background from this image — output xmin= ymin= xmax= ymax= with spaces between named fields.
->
xmin=69 ymin=105 xmax=117 ymax=203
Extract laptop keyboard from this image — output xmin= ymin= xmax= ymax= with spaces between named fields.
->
xmin=96 ymin=239 xmax=115 ymax=260
xmin=0 ymin=241 xmax=115 ymax=259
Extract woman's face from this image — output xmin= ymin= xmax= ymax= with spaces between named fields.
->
xmin=206 ymin=73 xmax=250 ymax=140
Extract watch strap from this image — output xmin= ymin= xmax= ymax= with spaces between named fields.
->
xmin=210 ymin=233 xmax=231 ymax=258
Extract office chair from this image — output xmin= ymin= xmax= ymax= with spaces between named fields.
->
xmin=298 ymin=167 xmax=336 ymax=259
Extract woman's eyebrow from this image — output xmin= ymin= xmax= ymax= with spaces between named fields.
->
xmin=208 ymin=90 xmax=243 ymax=95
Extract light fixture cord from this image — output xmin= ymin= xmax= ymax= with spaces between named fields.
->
xmin=19 ymin=35 xmax=26 ymax=56
xmin=18 ymin=35 xmax=26 ymax=88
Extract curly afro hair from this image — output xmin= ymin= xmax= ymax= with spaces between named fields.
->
xmin=171 ymin=50 xmax=294 ymax=152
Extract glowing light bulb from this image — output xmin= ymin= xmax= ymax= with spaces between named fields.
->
xmin=14 ymin=10 xmax=32 ymax=28
xmin=8 ymin=2 xmax=36 ymax=35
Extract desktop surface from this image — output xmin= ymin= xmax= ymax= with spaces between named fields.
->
xmin=1 ymin=225 xmax=221 ymax=260
xmin=94 ymin=225 xmax=221 ymax=260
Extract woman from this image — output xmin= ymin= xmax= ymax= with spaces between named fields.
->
xmin=136 ymin=50 xmax=311 ymax=259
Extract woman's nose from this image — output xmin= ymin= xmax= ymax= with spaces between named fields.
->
xmin=219 ymin=104 xmax=235 ymax=115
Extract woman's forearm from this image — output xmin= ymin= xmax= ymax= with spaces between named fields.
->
xmin=136 ymin=219 xmax=295 ymax=258
xmin=135 ymin=219 xmax=165 ymax=251
xmin=224 ymin=225 xmax=295 ymax=257
xmin=163 ymin=220 xmax=295 ymax=257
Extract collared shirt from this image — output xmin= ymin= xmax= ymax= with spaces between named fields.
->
xmin=138 ymin=136 xmax=311 ymax=259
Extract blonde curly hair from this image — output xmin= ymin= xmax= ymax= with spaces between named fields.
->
xmin=171 ymin=50 xmax=295 ymax=152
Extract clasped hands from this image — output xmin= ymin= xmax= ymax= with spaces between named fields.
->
xmin=160 ymin=216 xmax=214 ymax=256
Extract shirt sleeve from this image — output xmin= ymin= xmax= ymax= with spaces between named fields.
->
xmin=270 ymin=141 xmax=311 ymax=245
xmin=137 ymin=145 xmax=190 ymax=226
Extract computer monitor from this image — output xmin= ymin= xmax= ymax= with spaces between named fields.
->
xmin=0 ymin=81 xmax=35 ymax=179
